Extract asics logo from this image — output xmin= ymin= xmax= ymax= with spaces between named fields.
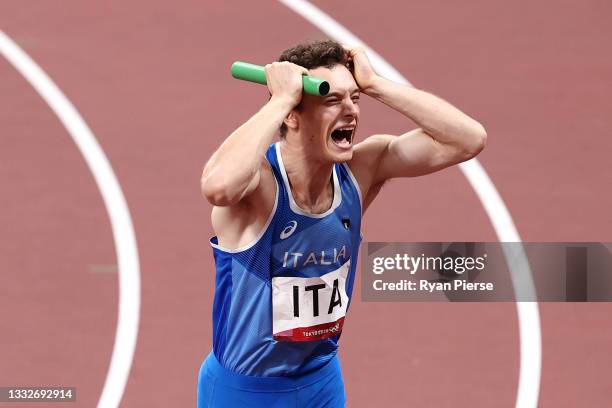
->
xmin=280 ymin=220 xmax=298 ymax=240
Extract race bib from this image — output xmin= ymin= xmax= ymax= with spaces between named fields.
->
xmin=272 ymin=261 xmax=350 ymax=341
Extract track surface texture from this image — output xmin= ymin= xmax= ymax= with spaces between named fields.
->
xmin=1 ymin=1 xmax=610 ymax=407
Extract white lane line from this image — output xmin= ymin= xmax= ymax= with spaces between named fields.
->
xmin=462 ymin=160 xmax=541 ymax=408
xmin=277 ymin=2 xmax=541 ymax=407
xmin=0 ymin=30 xmax=141 ymax=408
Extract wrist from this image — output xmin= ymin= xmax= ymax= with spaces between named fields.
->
xmin=269 ymin=94 xmax=299 ymax=111
xmin=362 ymin=75 xmax=384 ymax=97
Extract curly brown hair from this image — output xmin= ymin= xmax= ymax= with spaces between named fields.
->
xmin=277 ymin=40 xmax=351 ymax=138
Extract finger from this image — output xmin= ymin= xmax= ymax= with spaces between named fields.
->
xmin=342 ymin=44 xmax=358 ymax=57
xmin=284 ymin=61 xmax=305 ymax=71
xmin=288 ymin=62 xmax=308 ymax=75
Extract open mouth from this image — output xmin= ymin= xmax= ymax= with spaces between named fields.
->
xmin=330 ymin=126 xmax=355 ymax=148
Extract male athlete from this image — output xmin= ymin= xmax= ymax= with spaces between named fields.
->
xmin=198 ymin=40 xmax=486 ymax=407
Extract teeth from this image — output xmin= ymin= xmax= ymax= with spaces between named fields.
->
xmin=330 ymin=125 xmax=355 ymax=148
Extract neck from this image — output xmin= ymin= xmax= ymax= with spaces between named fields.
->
xmin=279 ymin=139 xmax=334 ymax=213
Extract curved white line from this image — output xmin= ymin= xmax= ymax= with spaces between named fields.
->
xmin=277 ymin=2 xmax=542 ymax=407
xmin=0 ymin=30 xmax=141 ymax=408
xmin=462 ymin=160 xmax=541 ymax=408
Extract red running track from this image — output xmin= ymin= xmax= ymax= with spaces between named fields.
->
xmin=1 ymin=1 xmax=611 ymax=406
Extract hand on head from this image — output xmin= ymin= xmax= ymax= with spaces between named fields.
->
xmin=264 ymin=61 xmax=309 ymax=108
xmin=342 ymin=44 xmax=379 ymax=93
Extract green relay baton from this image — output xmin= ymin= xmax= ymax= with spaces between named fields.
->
xmin=230 ymin=61 xmax=330 ymax=96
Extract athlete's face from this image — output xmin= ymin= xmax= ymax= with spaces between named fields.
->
xmin=295 ymin=64 xmax=360 ymax=163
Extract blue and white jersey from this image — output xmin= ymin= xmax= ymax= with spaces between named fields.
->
xmin=209 ymin=142 xmax=362 ymax=377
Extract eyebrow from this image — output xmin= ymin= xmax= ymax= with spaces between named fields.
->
xmin=325 ymin=89 xmax=361 ymax=98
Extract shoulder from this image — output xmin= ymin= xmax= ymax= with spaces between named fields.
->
xmin=349 ymin=134 xmax=394 ymax=170
xmin=346 ymin=135 xmax=393 ymax=196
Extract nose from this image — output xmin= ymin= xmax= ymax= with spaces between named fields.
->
xmin=343 ymin=96 xmax=359 ymax=118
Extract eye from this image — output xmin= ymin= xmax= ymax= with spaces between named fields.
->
xmin=351 ymin=96 xmax=360 ymax=103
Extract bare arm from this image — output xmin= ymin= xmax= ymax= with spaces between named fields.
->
xmin=200 ymin=62 xmax=308 ymax=206
xmin=344 ymin=45 xmax=487 ymax=206
xmin=365 ymin=77 xmax=487 ymax=183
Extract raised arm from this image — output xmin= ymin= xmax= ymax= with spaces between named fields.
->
xmin=200 ymin=62 xmax=308 ymax=206
xmin=344 ymin=45 xmax=487 ymax=207
xmin=362 ymin=77 xmax=487 ymax=182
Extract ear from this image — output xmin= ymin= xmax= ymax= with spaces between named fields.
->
xmin=283 ymin=110 xmax=299 ymax=132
